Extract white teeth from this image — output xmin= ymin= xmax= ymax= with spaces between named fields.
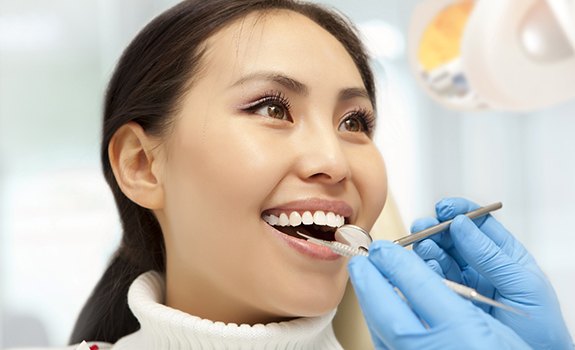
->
xmin=301 ymin=211 xmax=313 ymax=225
xmin=263 ymin=210 xmax=346 ymax=228
xmin=278 ymin=213 xmax=289 ymax=226
xmin=313 ymin=211 xmax=326 ymax=225
xmin=266 ymin=214 xmax=279 ymax=225
xmin=289 ymin=212 xmax=302 ymax=226
xmin=326 ymin=212 xmax=337 ymax=227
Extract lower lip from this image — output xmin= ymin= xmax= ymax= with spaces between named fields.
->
xmin=265 ymin=224 xmax=342 ymax=261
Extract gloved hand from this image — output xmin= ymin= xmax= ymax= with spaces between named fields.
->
xmin=411 ymin=197 xmax=573 ymax=349
xmin=348 ymin=240 xmax=530 ymax=349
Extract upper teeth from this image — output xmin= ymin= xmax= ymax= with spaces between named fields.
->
xmin=263 ymin=211 xmax=345 ymax=228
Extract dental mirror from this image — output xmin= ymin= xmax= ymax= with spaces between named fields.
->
xmin=335 ymin=224 xmax=372 ymax=251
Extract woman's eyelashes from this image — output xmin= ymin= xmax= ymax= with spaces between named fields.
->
xmin=242 ymin=91 xmax=293 ymax=122
xmin=338 ymin=108 xmax=376 ymax=136
xmin=240 ymin=91 xmax=375 ymax=136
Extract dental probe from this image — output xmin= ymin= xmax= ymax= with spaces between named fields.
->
xmin=296 ymin=231 xmax=527 ymax=317
xmin=393 ymin=202 xmax=503 ymax=247
xmin=333 ymin=203 xmax=502 ymax=251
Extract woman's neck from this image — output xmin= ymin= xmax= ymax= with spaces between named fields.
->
xmin=165 ymin=265 xmax=302 ymax=325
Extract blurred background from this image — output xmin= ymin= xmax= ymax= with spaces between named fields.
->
xmin=1 ymin=0 xmax=573 ymax=347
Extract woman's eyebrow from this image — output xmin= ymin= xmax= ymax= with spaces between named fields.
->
xmin=338 ymin=87 xmax=370 ymax=102
xmin=231 ymin=72 xmax=309 ymax=96
xmin=231 ymin=71 xmax=370 ymax=102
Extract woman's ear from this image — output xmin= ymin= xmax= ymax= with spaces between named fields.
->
xmin=108 ymin=122 xmax=165 ymax=210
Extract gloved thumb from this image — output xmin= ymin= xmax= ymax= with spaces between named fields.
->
xmin=449 ymin=215 xmax=532 ymax=298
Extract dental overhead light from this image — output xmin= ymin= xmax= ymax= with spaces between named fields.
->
xmin=409 ymin=0 xmax=575 ymax=112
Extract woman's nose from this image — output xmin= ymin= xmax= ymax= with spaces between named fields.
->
xmin=294 ymin=129 xmax=352 ymax=185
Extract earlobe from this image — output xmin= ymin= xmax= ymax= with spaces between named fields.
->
xmin=108 ymin=122 xmax=165 ymax=210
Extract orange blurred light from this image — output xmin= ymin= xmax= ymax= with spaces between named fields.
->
xmin=418 ymin=0 xmax=474 ymax=72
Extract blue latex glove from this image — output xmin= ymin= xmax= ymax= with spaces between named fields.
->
xmin=348 ymin=240 xmax=530 ymax=349
xmin=411 ymin=197 xmax=573 ymax=349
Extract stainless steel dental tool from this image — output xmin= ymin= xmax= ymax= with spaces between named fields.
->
xmin=296 ymin=202 xmax=526 ymax=316
xmin=297 ymin=231 xmax=525 ymax=316
xmin=334 ymin=224 xmax=372 ymax=251
xmin=331 ymin=202 xmax=502 ymax=250
xmin=394 ymin=202 xmax=503 ymax=247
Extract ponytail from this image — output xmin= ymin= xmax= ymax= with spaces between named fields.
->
xmin=69 ymin=254 xmax=143 ymax=343
xmin=69 ymin=202 xmax=164 ymax=344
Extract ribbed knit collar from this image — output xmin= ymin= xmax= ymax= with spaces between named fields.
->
xmin=112 ymin=271 xmax=343 ymax=349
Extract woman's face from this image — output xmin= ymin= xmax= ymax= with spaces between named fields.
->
xmin=155 ymin=10 xmax=387 ymax=324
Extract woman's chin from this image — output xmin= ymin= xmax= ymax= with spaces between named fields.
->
xmin=278 ymin=288 xmax=346 ymax=319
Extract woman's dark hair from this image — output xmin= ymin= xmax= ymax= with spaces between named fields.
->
xmin=70 ymin=0 xmax=376 ymax=344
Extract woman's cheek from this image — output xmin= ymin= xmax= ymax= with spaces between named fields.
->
xmin=359 ymin=149 xmax=388 ymax=224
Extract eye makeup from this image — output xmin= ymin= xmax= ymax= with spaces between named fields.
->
xmin=339 ymin=107 xmax=376 ymax=137
xmin=238 ymin=89 xmax=376 ymax=136
xmin=240 ymin=90 xmax=293 ymax=121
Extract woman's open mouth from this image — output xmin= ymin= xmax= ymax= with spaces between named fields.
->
xmin=262 ymin=210 xmax=346 ymax=242
xmin=261 ymin=199 xmax=353 ymax=260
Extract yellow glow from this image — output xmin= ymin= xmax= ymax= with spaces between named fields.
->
xmin=418 ymin=0 xmax=474 ymax=72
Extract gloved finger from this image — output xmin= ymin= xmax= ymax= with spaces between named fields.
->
xmin=367 ymin=240 xmax=474 ymax=327
xmin=413 ymin=239 xmax=461 ymax=282
xmin=410 ymin=217 xmax=451 ymax=247
xmin=433 ymin=197 xmax=528 ymax=266
xmin=436 ymin=198 xmax=533 ymax=269
xmin=425 ymin=259 xmax=446 ymax=278
xmin=435 ymin=197 xmax=527 ymax=258
xmin=348 ymin=255 xmax=426 ymax=342
xmin=411 ymin=217 xmax=453 ymax=252
xmin=410 ymin=217 xmax=440 ymax=233
xmin=438 ymin=197 xmax=519 ymax=252
xmin=435 ymin=197 xmax=488 ymax=226
xmin=411 ymin=217 xmax=468 ymax=270
xmin=436 ymin=198 xmax=513 ymax=249
xmin=449 ymin=215 xmax=533 ymax=299
xmin=468 ymin=215 xmax=531 ymax=264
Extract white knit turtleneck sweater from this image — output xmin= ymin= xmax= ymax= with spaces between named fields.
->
xmin=93 ymin=271 xmax=343 ymax=349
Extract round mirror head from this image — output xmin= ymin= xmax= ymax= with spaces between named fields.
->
xmin=335 ymin=224 xmax=373 ymax=250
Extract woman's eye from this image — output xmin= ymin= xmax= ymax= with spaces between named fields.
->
xmin=338 ymin=115 xmax=367 ymax=133
xmin=338 ymin=109 xmax=375 ymax=136
xmin=339 ymin=117 xmax=363 ymax=132
xmin=255 ymin=103 xmax=289 ymax=121
xmin=242 ymin=92 xmax=293 ymax=122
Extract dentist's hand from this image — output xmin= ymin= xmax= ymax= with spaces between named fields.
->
xmin=348 ymin=240 xmax=530 ymax=349
xmin=411 ymin=197 xmax=573 ymax=349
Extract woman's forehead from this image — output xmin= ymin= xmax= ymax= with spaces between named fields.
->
xmin=198 ymin=10 xmax=366 ymax=91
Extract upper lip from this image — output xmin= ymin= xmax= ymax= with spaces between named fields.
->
xmin=261 ymin=198 xmax=354 ymax=219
